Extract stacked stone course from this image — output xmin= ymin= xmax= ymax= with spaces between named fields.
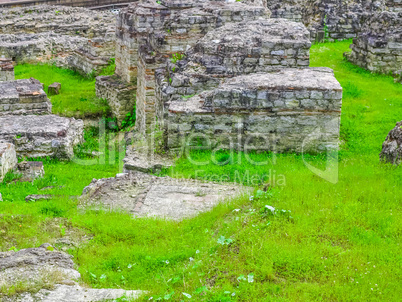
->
xmin=99 ymin=0 xmax=342 ymax=154
xmin=263 ymin=0 xmax=400 ymax=41
xmin=99 ymin=0 xmax=270 ymax=127
xmin=0 ymin=78 xmax=51 ymax=116
xmin=346 ymin=11 xmax=402 ymax=76
xmin=0 ymin=5 xmax=116 ymax=76
xmin=0 ymin=115 xmax=84 ymax=160
xmin=157 ymin=18 xmax=341 ymax=152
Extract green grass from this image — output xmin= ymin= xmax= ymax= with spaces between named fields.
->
xmin=14 ymin=62 xmax=115 ymax=118
xmin=1 ymin=41 xmax=402 ymax=301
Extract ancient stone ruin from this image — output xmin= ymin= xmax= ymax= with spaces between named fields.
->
xmin=380 ymin=121 xmax=402 ymax=165
xmin=265 ymin=0 xmax=402 ymax=41
xmin=80 ymin=171 xmax=249 ymax=220
xmin=0 ymin=57 xmax=14 ymax=82
xmin=0 ymin=244 xmax=143 ymax=302
xmin=0 ymin=115 xmax=84 ymax=160
xmin=0 ymin=78 xmax=51 ymax=116
xmin=346 ymin=11 xmax=402 ymax=77
xmin=0 ymin=5 xmax=116 ymax=76
xmin=97 ymin=0 xmax=342 ymax=154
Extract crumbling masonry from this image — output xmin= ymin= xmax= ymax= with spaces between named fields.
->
xmin=97 ymin=0 xmax=342 ymax=153
xmin=0 ymin=5 xmax=116 ymax=76
xmin=346 ymin=11 xmax=402 ymax=77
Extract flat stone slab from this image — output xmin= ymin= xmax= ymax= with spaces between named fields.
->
xmin=123 ymin=143 xmax=174 ymax=174
xmin=0 ymin=244 xmax=144 ymax=302
xmin=0 ymin=141 xmax=17 ymax=181
xmin=80 ymin=171 xmax=250 ymax=220
xmin=9 ymin=285 xmax=144 ymax=302
xmin=0 ymin=78 xmax=51 ymax=116
xmin=0 ymin=115 xmax=84 ymax=160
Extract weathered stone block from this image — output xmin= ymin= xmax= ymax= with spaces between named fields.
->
xmin=0 ymin=141 xmax=17 ymax=182
xmin=0 ymin=78 xmax=51 ymax=116
xmin=0 ymin=57 xmax=14 ymax=82
xmin=380 ymin=121 xmax=402 ymax=165
xmin=48 ymin=82 xmax=61 ymax=96
xmin=167 ymin=68 xmax=342 ymax=153
xmin=0 ymin=115 xmax=84 ymax=160
xmin=16 ymin=161 xmax=45 ymax=182
xmin=346 ymin=12 xmax=402 ymax=75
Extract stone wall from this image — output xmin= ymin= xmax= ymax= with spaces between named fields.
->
xmin=0 ymin=58 xmax=14 ymax=82
xmin=0 ymin=0 xmax=136 ymax=9
xmin=263 ymin=0 xmax=400 ymax=41
xmin=158 ymin=19 xmax=341 ymax=152
xmin=95 ymin=75 xmax=137 ymax=127
xmin=0 ymin=5 xmax=116 ymax=76
xmin=167 ymin=68 xmax=342 ymax=152
xmin=0 ymin=78 xmax=51 ymax=116
xmin=101 ymin=0 xmax=342 ymax=153
xmin=0 ymin=115 xmax=84 ymax=159
xmin=346 ymin=11 xmax=402 ymax=75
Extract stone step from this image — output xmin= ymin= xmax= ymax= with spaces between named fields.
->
xmin=0 ymin=78 xmax=51 ymax=116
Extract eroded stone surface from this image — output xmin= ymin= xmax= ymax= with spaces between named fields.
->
xmin=0 ymin=57 xmax=14 ymax=82
xmin=0 ymin=78 xmax=51 ymax=116
xmin=0 ymin=244 xmax=81 ymax=292
xmin=0 ymin=115 xmax=84 ymax=160
xmin=95 ymin=75 xmax=136 ymax=127
xmin=0 ymin=5 xmax=116 ymax=76
xmin=80 ymin=171 xmax=250 ymax=220
xmin=0 ymin=244 xmax=144 ymax=302
xmin=346 ymin=11 xmax=402 ymax=76
xmin=0 ymin=141 xmax=17 ymax=182
xmin=123 ymin=138 xmax=175 ymax=173
xmin=166 ymin=68 xmax=342 ymax=152
xmin=380 ymin=121 xmax=402 ymax=165
xmin=16 ymin=161 xmax=45 ymax=182
xmin=6 ymin=285 xmax=144 ymax=302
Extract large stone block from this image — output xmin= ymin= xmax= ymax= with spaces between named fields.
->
xmin=167 ymin=68 xmax=342 ymax=152
xmin=0 ymin=115 xmax=84 ymax=160
xmin=0 ymin=78 xmax=51 ymax=116
xmin=0 ymin=142 xmax=17 ymax=182
xmin=380 ymin=121 xmax=402 ymax=165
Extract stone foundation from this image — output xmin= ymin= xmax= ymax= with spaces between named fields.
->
xmin=0 ymin=5 xmax=116 ymax=76
xmin=0 ymin=58 xmax=14 ymax=82
xmin=95 ymin=75 xmax=136 ymax=127
xmin=106 ymin=0 xmax=271 ymax=133
xmin=0 ymin=78 xmax=51 ymax=116
xmin=263 ymin=0 xmax=400 ymax=42
xmin=0 ymin=115 xmax=84 ymax=160
xmin=346 ymin=11 xmax=402 ymax=75
xmin=167 ymin=68 xmax=342 ymax=152
xmin=0 ymin=142 xmax=17 ymax=182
